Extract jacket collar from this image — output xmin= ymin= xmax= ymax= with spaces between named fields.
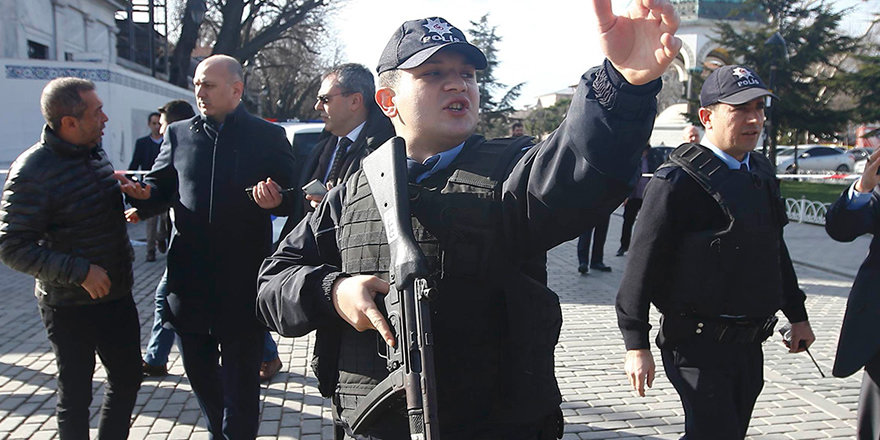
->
xmin=202 ymin=102 xmax=249 ymax=129
xmin=41 ymin=125 xmax=100 ymax=158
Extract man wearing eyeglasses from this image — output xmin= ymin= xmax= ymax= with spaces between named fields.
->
xmin=279 ymin=64 xmax=394 ymax=241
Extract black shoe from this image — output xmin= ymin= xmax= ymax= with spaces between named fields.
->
xmin=577 ymin=264 xmax=589 ymax=274
xmin=590 ymin=262 xmax=612 ymax=272
xmin=616 ymin=248 xmax=626 ymax=257
xmin=146 ymin=252 xmax=157 ymax=262
xmin=142 ymin=361 xmax=168 ymax=377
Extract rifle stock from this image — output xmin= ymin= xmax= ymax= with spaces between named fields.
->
xmin=349 ymin=137 xmax=440 ymax=439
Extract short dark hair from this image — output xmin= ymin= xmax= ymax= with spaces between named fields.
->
xmin=511 ymin=122 xmax=524 ymax=129
xmin=158 ymin=100 xmax=196 ymax=123
xmin=40 ymin=77 xmax=96 ymax=131
xmin=148 ymin=112 xmax=161 ymax=123
xmin=378 ymin=69 xmax=400 ymax=90
xmin=324 ymin=63 xmax=376 ymax=103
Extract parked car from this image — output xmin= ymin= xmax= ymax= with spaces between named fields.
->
xmin=775 ymin=145 xmax=855 ymax=173
xmin=276 ymin=120 xmax=326 ymax=163
xmin=271 ymin=121 xmax=325 ymax=242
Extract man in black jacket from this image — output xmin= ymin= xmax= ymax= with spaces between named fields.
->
xmin=616 ymin=65 xmax=816 ymax=439
xmin=825 ymin=147 xmax=880 ymax=439
xmin=129 ymin=111 xmax=166 ymax=261
xmin=118 ymin=55 xmax=297 ymax=440
xmin=0 ymin=77 xmax=141 ymax=439
xmin=256 ymin=2 xmax=681 ymax=438
xmin=278 ymin=63 xmax=394 ymax=239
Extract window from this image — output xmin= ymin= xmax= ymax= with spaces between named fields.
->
xmin=27 ymin=41 xmax=48 ymax=60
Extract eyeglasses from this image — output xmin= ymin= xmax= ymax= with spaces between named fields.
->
xmin=316 ymin=91 xmax=352 ymax=104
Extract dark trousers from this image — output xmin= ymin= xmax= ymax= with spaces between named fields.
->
xmin=178 ymin=329 xmax=264 ymax=440
xmin=619 ymin=198 xmax=643 ymax=252
xmin=661 ymin=338 xmax=764 ymax=440
xmin=39 ymin=296 xmax=142 ymax=440
xmin=859 ymin=349 xmax=880 ymax=439
xmin=577 ymin=215 xmax=610 ymax=266
xmin=340 ymin=410 xmax=562 ymax=440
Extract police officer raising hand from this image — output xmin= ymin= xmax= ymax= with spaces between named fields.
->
xmin=258 ymin=5 xmax=679 ymax=438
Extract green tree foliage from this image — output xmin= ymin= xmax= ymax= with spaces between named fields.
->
xmin=467 ymin=14 xmax=525 ymax=138
xmin=837 ymin=50 xmax=880 ymax=136
xmin=709 ymin=0 xmax=860 ymax=143
xmin=524 ymin=98 xmax=570 ymax=141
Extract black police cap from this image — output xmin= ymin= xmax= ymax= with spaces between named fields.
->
xmin=377 ymin=17 xmax=488 ymax=74
xmin=700 ymin=65 xmax=778 ymax=107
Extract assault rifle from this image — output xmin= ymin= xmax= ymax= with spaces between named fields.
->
xmin=348 ymin=137 xmax=440 ymax=439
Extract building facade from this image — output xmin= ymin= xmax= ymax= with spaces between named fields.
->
xmin=0 ymin=0 xmax=192 ymax=168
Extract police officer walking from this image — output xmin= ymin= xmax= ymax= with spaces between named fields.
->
xmin=616 ymin=65 xmax=816 ymax=440
xmin=256 ymin=1 xmax=682 ymax=438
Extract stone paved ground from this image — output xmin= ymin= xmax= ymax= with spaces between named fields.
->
xmin=0 ymin=212 xmax=869 ymax=439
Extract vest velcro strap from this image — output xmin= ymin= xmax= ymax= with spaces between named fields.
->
xmin=339 ymin=231 xmax=388 ymax=248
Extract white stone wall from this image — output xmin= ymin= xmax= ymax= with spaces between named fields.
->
xmin=0 ymin=58 xmax=193 ymax=169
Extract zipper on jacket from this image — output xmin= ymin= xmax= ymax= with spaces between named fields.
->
xmin=209 ymin=127 xmax=219 ymax=224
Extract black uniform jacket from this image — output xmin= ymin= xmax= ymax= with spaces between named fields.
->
xmin=279 ymin=107 xmax=394 ymax=237
xmin=616 ymin=153 xmax=808 ymax=350
xmin=826 ymin=188 xmax=880 ymax=377
xmin=0 ymin=126 xmax=134 ymax=307
xmin=128 ymin=135 xmax=161 ymax=172
xmin=257 ymin=60 xmax=659 ymax=413
xmin=131 ymin=104 xmax=297 ymax=335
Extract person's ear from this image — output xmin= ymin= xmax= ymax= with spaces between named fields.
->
xmin=60 ymin=115 xmax=79 ymax=132
xmin=232 ymin=81 xmax=244 ymax=99
xmin=350 ymin=92 xmax=363 ymax=111
xmin=698 ymin=107 xmax=712 ymax=131
xmin=376 ymin=87 xmax=397 ymax=118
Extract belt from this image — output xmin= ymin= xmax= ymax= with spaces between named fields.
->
xmin=691 ymin=315 xmax=778 ymax=344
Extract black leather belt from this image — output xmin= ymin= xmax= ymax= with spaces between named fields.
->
xmin=690 ymin=315 xmax=779 ymax=344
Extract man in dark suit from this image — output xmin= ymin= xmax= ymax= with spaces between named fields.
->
xmin=129 ymin=112 xmax=166 ymax=262
xmin=278 ymin=63 xmax=394 ymax=240
xmin=826 ymin=148 xmax=880 ymax=439
xmin=117 ymin=54 xmax=297 ymax=440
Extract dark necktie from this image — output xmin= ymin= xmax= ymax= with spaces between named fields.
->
xmin=740 ymin=162 xmax=749 ymax=171
xmin=326 ymin=137 xmax=353 ymax=185
xmin=407 ymin=155 xmax=440 ymax=183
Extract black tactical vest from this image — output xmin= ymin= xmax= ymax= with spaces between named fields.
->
xmin=333 ymin=135 xmax=562 ymax=434
xmin=661 ymin=143 xmax=788 ymax=318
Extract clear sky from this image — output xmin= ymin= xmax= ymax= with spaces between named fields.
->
xmin=328 ymin=0 xmax=878 ymax=110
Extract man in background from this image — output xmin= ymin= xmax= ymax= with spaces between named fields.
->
xmin=278 ymin=63 xmax=393 ymax=240
xmin=129 ymin=111 xmax=166 ymax=262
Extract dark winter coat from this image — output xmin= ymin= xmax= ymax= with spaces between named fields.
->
xmin=826 ymin=189 xmax=880 ymax=377
xmin=0 ymin=126 xmax=134 ymax=306
xmin=132 ymin=104 xmax=297 ymax=335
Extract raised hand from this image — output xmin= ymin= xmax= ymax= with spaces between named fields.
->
xmin=592 ymin=0 xmax=682 ymax=85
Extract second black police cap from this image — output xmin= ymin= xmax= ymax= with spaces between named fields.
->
xmin=700 ymin=65 xmax=778 ymax=107
xmin=377 ymin=17 xmax=488 ymax=74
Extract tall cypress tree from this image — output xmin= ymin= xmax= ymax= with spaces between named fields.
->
xmin=468 ymin=14 xmax=524 ymax=138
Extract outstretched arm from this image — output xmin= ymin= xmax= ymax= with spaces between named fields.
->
xmin=591 ymin=0 xmax=682 ymax=85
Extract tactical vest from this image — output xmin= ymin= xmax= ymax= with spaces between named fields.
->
xmin=661 ymin=143 xmax=787 ymax=318
xmin=333 ymin=135 xmax=562 ymax=433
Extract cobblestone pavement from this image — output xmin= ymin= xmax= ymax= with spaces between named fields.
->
xmin=0 ymin=212 xmax=869 ymax=439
